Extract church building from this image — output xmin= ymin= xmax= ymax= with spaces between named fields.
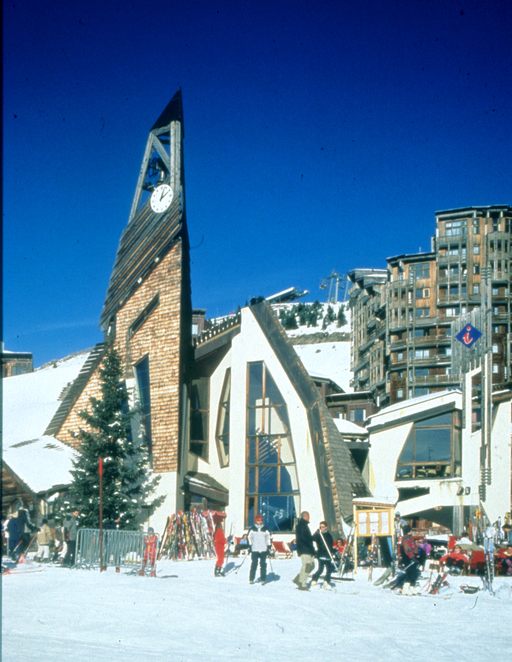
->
xmin=43 ymin=91 xmax=369 ymax=536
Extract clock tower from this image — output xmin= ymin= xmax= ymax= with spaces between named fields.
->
xmin=99 ymin=90 xmax=192 ymax=528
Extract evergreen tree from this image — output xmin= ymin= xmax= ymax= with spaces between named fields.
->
xmin=337 ymin=304 xmax=347 ymax=327
xmin=297 ymin=303 xmax=307 ymax=326
xmin=68 ymin=345 xmax=161 ymax=529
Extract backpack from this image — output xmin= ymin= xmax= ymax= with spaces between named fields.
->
xmin=402 ymin=535 xmax=418 ymax=560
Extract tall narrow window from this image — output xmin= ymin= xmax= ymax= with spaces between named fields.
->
xmin=215 ymin=369 xmax=231 ymax=467
xmin=190 ymin=378 xmax=209 ymax=459
xmin=134 ymin=355 xmax=152 ymax=454
xmin=246 ymin=362 xmax=299 ymax=531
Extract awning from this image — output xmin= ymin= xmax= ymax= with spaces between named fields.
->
xmin=183 ymin=472 xmax=229 ymax=505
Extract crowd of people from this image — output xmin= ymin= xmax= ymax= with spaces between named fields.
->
xmin=1 ymin=506 xmax=80 ymax=569
xmin=3 ymin=501 xmax=511 ymax=588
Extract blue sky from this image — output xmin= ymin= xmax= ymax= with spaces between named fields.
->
xmin=3 ymin=0 xmax=511 ymax=367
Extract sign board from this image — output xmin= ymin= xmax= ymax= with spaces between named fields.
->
xmin=455 ymin=323 xmax=482 ymax=349
xmin=356 ymin=507 xmax=393 ymax=537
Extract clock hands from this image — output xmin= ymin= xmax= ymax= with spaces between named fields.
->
xmin=150 ymin=184 xmax=173 ymax=213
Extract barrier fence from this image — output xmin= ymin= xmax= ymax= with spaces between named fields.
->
xmin=75 ymin=528 xmax=145 ymax=570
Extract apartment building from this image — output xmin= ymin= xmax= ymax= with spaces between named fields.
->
xmin=350 ymin=205 xmax=512 ymax=406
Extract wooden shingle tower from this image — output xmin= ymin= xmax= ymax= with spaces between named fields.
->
xmin=100 ymin=90 xmax=192 ymax=518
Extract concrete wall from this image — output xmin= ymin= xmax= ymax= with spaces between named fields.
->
xmin=192 ymin=307 xmax=325 ymax=539
xmin=367 ymin=387 xmax=511 ymax=526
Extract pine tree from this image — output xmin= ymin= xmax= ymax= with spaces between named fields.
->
xmin=68 ymin=345 xmax=161 ymax=529
xmin=336 ymin=304 xmax=347 ymax=327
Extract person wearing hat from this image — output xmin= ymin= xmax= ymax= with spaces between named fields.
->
xmin=247 ymin=514 xmax=271 ymax=584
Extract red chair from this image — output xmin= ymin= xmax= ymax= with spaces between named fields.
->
xmin=272 ymin=540 xmax=293 ymax=558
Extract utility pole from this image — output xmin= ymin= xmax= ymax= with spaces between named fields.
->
xmin=320 ymin=271 xmax=344 ymax=303
xmin=480 ymin=266 xmax=493 ymax=499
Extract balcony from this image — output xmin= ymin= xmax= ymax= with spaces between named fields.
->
xmin=409 ymin=374 xmax=459 ymax=386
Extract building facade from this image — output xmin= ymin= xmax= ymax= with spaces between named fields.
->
xmin=349 ymin=206 xmax=512 ymax=407
xmin=366 ymin=380 xmax=511 ymax=534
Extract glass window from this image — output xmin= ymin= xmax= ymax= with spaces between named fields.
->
xmin=134 ymin=355 xmax=152 ymax=454
xmin=396 ymin=411 xmax=461 ymax=480
xmin=215 ymin=369 xmax=231 ymax=467
xmin=416 ymin=307 xmax=429 ymax=318
xmin=246 ymin=362 xmax=299 ymax=531
xmin=411 ymin=263 xmax=430 ymax=280
xmin=445 ymin=220 xmax=466 ymax=236
xmin=190 ymin=378 xmax=209 ymax=459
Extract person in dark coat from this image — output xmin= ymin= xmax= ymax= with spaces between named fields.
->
xmin=311 ymin=521 xmax=336 ymax=588
xmin=63 ymin=510 xmax=80 ymax=567
xmin=7 ymin=514 xmax=23 ymax=560
xmin=292 ymin=511 xmax=315 ymax=590
xmin=387 ymin=525 xmax=421 ymax=590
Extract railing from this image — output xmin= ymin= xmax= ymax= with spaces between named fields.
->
xmin=75 ymin=528 xmax=145 ymax=570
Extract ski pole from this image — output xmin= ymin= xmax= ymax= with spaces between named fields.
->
xmin=235 ymin=551 xmax=250 ymax=574
xmin=319 ymin=528 xmax=339 ymax=573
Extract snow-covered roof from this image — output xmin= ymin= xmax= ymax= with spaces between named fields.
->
xmin=3 ymin=435 xmax=78 ymax=494
xmin=334 ymin=417 xmax=367 ymax=436
xmin=2 ymin=351 xmax=89 ymax=449
xmin=367 ymin=389 xmax=463 ymax=429
xmin=2 ymin=351 xmax=89 ymax=494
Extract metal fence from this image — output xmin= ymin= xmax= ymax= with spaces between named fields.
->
xmin=75 ymin=528 xmax=145 ymax=570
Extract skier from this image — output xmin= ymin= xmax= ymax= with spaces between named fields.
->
xmin=62 ymin=510 xmax=80 ymax=567
xmin=311 ymin=521 xmax=336 ymax=588
xmin=213 ymin=515 xmax=227 ymax=576
xmin=36 ymin=519 xmax=54 ymax=562
xmin=7 ymin=513 xmax=23 ymax=561
xmin=386 ymin=525 xmax=421 ymax=591
xmin=247 ymin=514 xmax=271 ymax=584
xmin=140 ymin=527 xmax=158 ymax=576
xmin=292 ymin=511 xmax=315 ymax=591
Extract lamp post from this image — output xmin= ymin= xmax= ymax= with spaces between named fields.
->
xmin=98 ymin=457 xmax=106 ymax=572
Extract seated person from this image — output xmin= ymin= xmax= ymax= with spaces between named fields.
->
xmin=439 ymin=544 xmax=469 ymax=574
xmin=234 ymin=534 xmax=250 ymax=555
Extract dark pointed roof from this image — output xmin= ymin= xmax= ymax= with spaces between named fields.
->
xmin=151 ymin=89 xmax=183 ymax=132
xmin=100 ymin=92 xmax=187 ymax=330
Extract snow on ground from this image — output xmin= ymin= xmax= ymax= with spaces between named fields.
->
xmin=3 ymin=558 xmax=511 ymax=661
xmin=293 ymin=340 xmax=352 ymax=392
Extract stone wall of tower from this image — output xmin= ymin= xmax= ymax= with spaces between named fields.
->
xmin=57 ymin=239 xmax=189 ymax=474
xmin=56 ymin=370 xmax=104 ymax=449
xmin=112 ymin=239 xmax=187 ymax=473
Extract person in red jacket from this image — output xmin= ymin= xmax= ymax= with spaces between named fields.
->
xmin=439 ymin=545 xmax=469 ymax=574
xmin=140 ymin=527 xmax=158 ymax=576
xmin=213 ymin=515 xmax=227 ymax=577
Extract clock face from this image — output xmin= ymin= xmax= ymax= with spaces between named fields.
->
xmin=150 ymin=184 xmax=173 ymax=213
